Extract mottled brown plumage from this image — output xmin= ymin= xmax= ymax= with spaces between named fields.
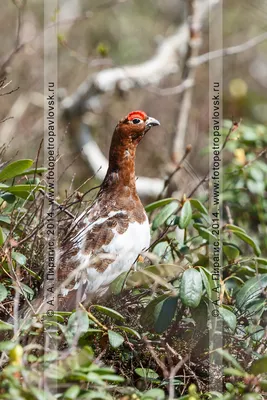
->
xmin=57 ymin=111 xmax=160 ymax=310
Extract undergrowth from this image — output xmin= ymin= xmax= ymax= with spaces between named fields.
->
xmin=0 ymin=121 xmax=267 ymax=400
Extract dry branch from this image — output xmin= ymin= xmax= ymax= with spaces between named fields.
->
xmin=61 ymin=0 xmax=219 ymax=198
xmin=190 ymin=31 xmax=267 ymax=67
xmin=62 ymin=0 xmax=219 ymax=117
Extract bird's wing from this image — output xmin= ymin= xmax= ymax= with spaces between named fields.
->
xmin=56 ymin=207 xmax=131 ymax=308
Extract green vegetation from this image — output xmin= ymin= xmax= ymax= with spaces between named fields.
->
xmin=0 ymin=121 xmax=266 ymax=399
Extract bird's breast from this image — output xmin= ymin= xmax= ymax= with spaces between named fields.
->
xmin=77 ymin=214 xmax=150 ymax=296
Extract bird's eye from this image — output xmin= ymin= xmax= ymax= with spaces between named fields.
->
xmin=132 ymin=118 xmax=141 ymax=124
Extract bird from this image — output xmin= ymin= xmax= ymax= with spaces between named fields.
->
xmin=54 ymin=110 xmax=160 ymax=310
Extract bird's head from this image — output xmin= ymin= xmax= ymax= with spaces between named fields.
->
xmin=116 ymin=110 xmax=160 ymax=144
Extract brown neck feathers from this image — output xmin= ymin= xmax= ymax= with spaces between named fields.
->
xmin=102 ymin=127 xmax=138 ymax=191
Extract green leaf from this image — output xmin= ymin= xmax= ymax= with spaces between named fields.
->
xmin=179 ymin=200 xmax=192 ymax=229
xmin=242 ymin=126 xmax=257 ymax=141
xmin=241 ymin=394 xmax=263 ymax=400
xmin=110 ymin=271 xmax=128 ymax=295
xmin=0 ymin=283 xmax=8 ymax=302
xmin=0 ymin=193 xmax=16 ymax=203
xmin=30 ymin=388 xmax=50 ymax=400
xmin=93 ymin=305 xmax=125 ymax=321
xmin=140 ymin=294 xmax=169 ymax=330
xmin=249 ymin=165 xmax=264 ymax=181
xmin=194 ymin=225 xmax=217 ymax=241
xmin=165 ymin=215 xmax=180 ymax=226
xmin=117 ymin=326 xmax=141 ymax=339
xmin=79 ymin=391 xmax=112 ymax=400
xmin=223 ymin=367 xmax=246 ymax=377
xmin=232 ymin=231 xmax=261 ymax=256
xmin=108 ymin=330 xmax=124 ymax=348
xmin=0 ymin=159 xmax=33 ymax=182
xmin=99 ymin=374 xmax=124 ymax=382
xmin=246 ymin=299 xmax=265 ymax=316
xmin=223 ymin=244 xmax=240 ymax=260
xmin=135 ymin=368 xmax=159 ymax=380
xmin=255 ymin=258 xmax=267 ymax=273
xmin=180 ymin=268 xmax=202 ymax=308
xmin=225 ymin=382 xmax=235 ymax=392
xmin=65 ymin=311 xmax=89 ymax=345
xmin=225 ymin=224 xmax=246 ymax=233
xmin=0 ymin=226 xmax=5 ymax=246
xmin=146 ymin=264 xmax=184 ymax=279
xmin=20 ymin=283 xmax=34 ymax=299
xmin=0 ymin=183 xmax=45 ymax=193
xmin=14 ymin=167 xmax=47 ymax=177
xmin=127 ymin=264 xmax=182 ymax=290
xmin=145 ymin=198 xmax=177 ymax=213
xmin=0 ymin=341 xmax=16 ymax=352
xmin=216 ymin=348 xmax=244 ymax=371
xmin=68 ymin=372 xmax=91 ymax=382
xmin=190 ymin=198 xmax=208 ymax=216
xmin=259 ymin=380 xmax=267 ymax=391
xmin=37 ymin=351 xmax=59 ymax=363
xmin=219 ymin=307 xmax=237 ymax=331
xmin=21 ymin=265 xmax=41 ymax=280
xmin=88 ymin=365 xmax=115 ymax=374
xmin=79 ymin=329 xmax=103 ymax=341
xmin=0 ymin=183 xmax=44 ymax=201
xmin=12 ymin=251 xmax=26 ymax=265
xmin=63 ymin=385 xmax=80 ymax=399
xmin=45 ymin=314 xmax=65 ymax=323
xmin=0 ymin=320 xmax=13 ymax=331
xmin=152 ymin=202 xmax=179 ymax=230
xmin=154 ymin=296 xmax=178 ymax=333
xmin=236 ymin=275 xmax=267 ymax=311
xmin=142 ymin=388 xmax=165 ymax=400
xmin=194 ymin=254 xmax=209 ymax=268
xmin=191 ymin=301 xmax=208 ymax=330
xmin=152 ymin=241 xmax=172 ymax=262
xmin=255 ymin=257 xmax=267 ymax=265
xmin=0 ymin=183 xmax=45 ymax=200
xmin=0 ymin=215 xmax=11 ymax=223
xmin=0 ymin=186 xmax=34 ymax=200
xmin=247 ymin=179 xmax=265 ymax=194
xmin=45 ymin=364 xmax=66 ymax=381
xmin=248 ymin=325 xmax=265 ymax=342
xmin=199 ymin=267 xmax=212 ymax=298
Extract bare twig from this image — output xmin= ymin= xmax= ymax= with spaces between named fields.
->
xmin=146 ymin=79 xmax=194 ymax=96
xmin=0 ymin=1 xmax=25 ymax=78
xmin=62 ymin=0 xmax=219 ymax=117
xmin=225 ymin=204 xmax=234 ymax=225
xmin=190 ymin=31 xmax=267 ymax=67
xmin=143 ymin=336 xmax=169 ymax=378
xmin=39 ymin=188 xmax=75 ymax=219
xmin=243 ymin=147 xmax=267 ymax=169
xmin=33 ymin=138 xmax=44 ymax=182
xmin=168 ymin=354 xmax=190 ymax=400
xmin=157 ymin=145 xmax=192 ymax=200
xmin=0 ymin=117 xmax=14 ymax=124
xmin=188 ymin=120 xmax=240 ymax=199
xmin=0 ymin=86 xmax=20 ymax=96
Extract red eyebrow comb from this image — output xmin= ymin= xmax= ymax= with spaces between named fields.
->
xmin=127 ymin=110 xmax=147 ymax=121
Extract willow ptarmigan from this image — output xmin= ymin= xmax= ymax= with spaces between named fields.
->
xmin=57 ymin=111 xmax=160 ymax=309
